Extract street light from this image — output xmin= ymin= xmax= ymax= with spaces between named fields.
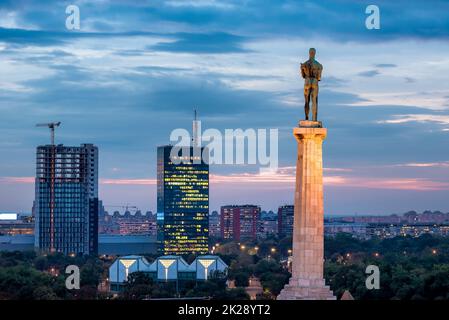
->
xmin=240 ymin=245 xmax=246 ymax=250
xmin=271 ymin=248 xmax=276 ymax=253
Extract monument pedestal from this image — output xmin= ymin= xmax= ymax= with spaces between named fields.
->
xmin=278 ymin=278 xmax=335 ymax=300
xmin=277 ymin=120 xmax=335 ymax=300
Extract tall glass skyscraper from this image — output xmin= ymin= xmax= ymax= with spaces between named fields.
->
xmin=35 ymin=144 xmax=98 ymax=255
xmin=157 ymin=145 xmax=209 ymax=255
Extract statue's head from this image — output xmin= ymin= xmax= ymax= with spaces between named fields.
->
xmin=309 ymin=48 xmax=316 ymax=59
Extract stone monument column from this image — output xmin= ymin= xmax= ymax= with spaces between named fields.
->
xmin=277 ymin=120 xmax=335 ymax=300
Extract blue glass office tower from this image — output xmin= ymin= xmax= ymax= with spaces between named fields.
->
xmin=157 ymin=145 xmax=209 ymax=255
xmin=35 ymin=144 xmax=98 ymax=255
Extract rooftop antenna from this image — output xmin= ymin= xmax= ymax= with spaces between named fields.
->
xmin=192 ymin=109 xmax=200 ymax=147
xmin=36 ymin=122 xmax=61 ymax=145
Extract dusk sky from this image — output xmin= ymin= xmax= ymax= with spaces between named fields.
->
xmin=1 ymin=0 xmax=449 ymax=215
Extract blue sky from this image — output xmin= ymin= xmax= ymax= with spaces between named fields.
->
xmin=1 ymin=0 xmax=449 ymax=215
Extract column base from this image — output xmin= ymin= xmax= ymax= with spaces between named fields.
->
xmin=277 ymin=278 xmax=336 ymax=300
xmin=298 ymin=120 xmax=322 ymax=128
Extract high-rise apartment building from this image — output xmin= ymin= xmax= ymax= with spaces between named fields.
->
xmin=209 ymin=210 xmax=221 ymax=238
xmin=157 ymin=145 xmax=209 ymax=255
xmin=221 ymin=205 xmax=260 ymax=241
xmin=278 ymin=205 xmax=294 ymax=238
xmin=35 ymin=144 xmax=98 ymax=255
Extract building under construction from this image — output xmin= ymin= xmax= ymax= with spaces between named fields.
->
xmin=34 ymin=143 xmax=99 ymax=255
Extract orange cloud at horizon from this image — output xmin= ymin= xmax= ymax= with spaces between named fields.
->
xmin=1 ymin=168 xmax=448 ymax=191
xmin=0 ymin=177 xmax=35 ymax=184
xmin=101 ymin=178 xmax=157 ymax=185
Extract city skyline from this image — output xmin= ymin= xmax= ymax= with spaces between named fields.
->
xmin=2 ymin=1 xmax=449 ymax=214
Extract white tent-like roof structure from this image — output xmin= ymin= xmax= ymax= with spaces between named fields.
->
xmin=109 ymin=255 xmax=228 ymax=285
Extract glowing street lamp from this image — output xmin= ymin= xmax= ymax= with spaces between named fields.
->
xmin=240 ymin=245 xmax=246 ymax=250
xmin=271 ymin=248 xmax=276 ymax=253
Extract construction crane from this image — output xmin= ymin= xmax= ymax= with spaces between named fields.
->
xmin=36 ymin=122 xmax=61 ymax=145
xmin=35 ymin=122 xmax=61 ymax=252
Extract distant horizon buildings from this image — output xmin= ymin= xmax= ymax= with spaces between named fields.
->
xmin=99 ymin=209 xmax=157 ymax=236
xmin=221 ymin=205 xmax=260 ymax=241
xmin=157 ymin=145 xmax=209 ymax=255
xmin=35 ymin=143 xmax=98 ymax=255
xmin=2 ymin=208 xmax=449 ymax=254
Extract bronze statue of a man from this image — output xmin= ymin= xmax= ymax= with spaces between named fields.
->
xmin=300 ymin=48 xmax=323 ymax=121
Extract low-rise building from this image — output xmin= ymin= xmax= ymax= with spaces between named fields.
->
xmin=109 ymin=255 xmax=228 ymax=291
xmin=0 ymin=213 xmax=34 ymax=236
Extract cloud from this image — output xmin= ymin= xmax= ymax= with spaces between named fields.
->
xmin=375 ymin=63 xmax=397 ymax=68
xmin=323 ymin=167 xmax=353 ymax=173
xmin=357 ymin=70 xmax=380 ymax=77
xmin=165 ymin=0 xmax=236 ymax=10
xmin=149 ymin=32 xmax=250 ymax=54
xmin=393 ymin=162 xmax=449 ymax=168
xmin=379 ymin=114 xmax=449 ymax=125
xmin=101 ymin=178 xmax=156 ymax=185
xmin=344 ymin=178 xmax=449 ymax=191
xmin=93 ymin=164 xmax=449 ymax=192
xmin=0 ymin=176 xmax=34 ymax=183
xmin=3 ymin=1 xmax=449 ymax=42
xmin=320 ymin=76 xmax=347 ymax=88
